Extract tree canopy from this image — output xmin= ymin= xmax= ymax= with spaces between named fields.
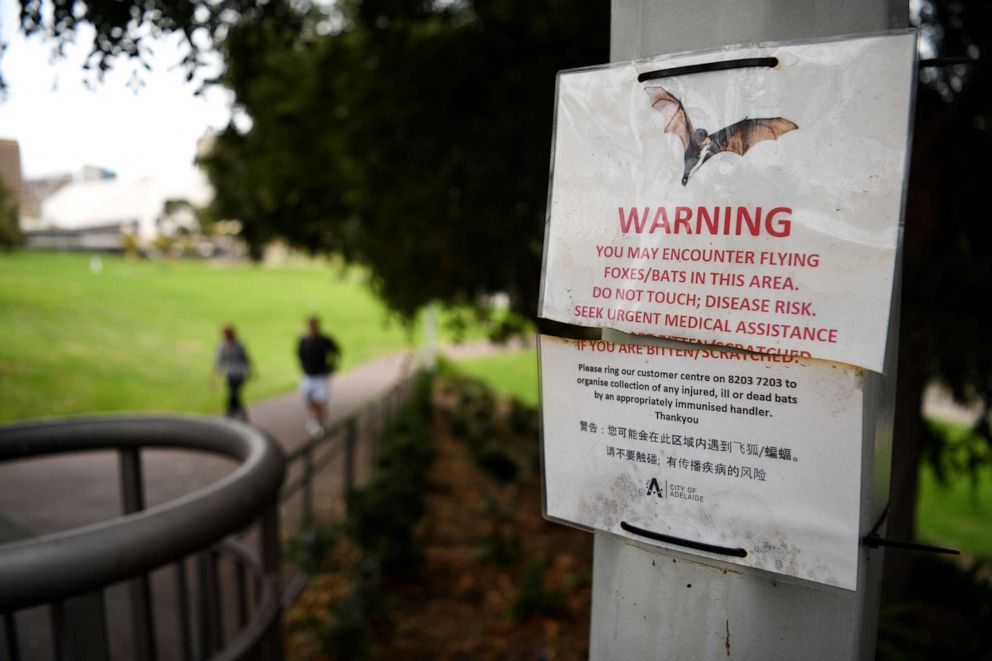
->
xmin=886 ymin=0 xmax=992 ymax=571
xmin=2 ymin=0 xmax=298 ymax=90
xmin=200 ymin=0 xmax=610 ymax=323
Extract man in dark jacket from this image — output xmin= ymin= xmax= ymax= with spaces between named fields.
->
xmin=298 ymin=315 xmax=341 ymax=437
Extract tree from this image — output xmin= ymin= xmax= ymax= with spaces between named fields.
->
xmin=0 ymin=179 xmax=22 ymax=248
xmin=886 ymin=0 xmax=992 ymax=593
xmin=200 ymin=0 xmax=610 ymax=323
xmin=1 ymin=0 xmax=299 ymax=91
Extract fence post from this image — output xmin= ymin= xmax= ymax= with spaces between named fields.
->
xmin=259 ymin=505 xmax=284 ymax=661
xmin=344 ymin=419 xmax=357 ymax=513
xmin=174 ymin=560 xmax=193 ymax=661
xmin=3 ymin=612 xmax=22 ymax=661
xmin=301 ymin=446 xmax=315 ymax=526
xmin=49 ymin=592 xmax=112 ymax=661
xmin=119 ymin=448 xmax=156 ymax=661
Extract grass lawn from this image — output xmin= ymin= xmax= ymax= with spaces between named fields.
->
xmin=455 ymin=348 xmax=539 ymax=407
xmin=917 ymin=419 xmax=992 ymax=557
xmin=0 ymin=251 xmax=422 ymax=421
xmin=457 ymin=349 xmax=992 ymax=558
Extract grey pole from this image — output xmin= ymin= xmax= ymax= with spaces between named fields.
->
xmin=591 ymin=2 xmax=908 ymax=659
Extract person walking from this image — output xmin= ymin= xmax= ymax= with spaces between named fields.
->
xmin=297 ymin=315 xmax=341 ymax=438
xmin=214 ymin=324 xmax=253 ymax=421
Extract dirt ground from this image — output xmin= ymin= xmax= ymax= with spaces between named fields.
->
xmin=286 ymin=392 xmax=594 ymax=660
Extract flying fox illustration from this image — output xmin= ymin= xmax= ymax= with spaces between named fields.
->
xmin=648 ymin=86 xmax=798 ymax=186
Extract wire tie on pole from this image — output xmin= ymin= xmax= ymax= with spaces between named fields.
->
xmin=862 ymin=534 xmax=960 ymax=555
xmin=861 ymin=503 xmax=959 ymax=554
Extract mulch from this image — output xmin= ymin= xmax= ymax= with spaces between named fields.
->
xmin=284 ymin=392 xmax=594 ymax=660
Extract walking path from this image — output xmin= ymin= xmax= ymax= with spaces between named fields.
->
xmin=0 ymin=341 xmax=510 ymax=542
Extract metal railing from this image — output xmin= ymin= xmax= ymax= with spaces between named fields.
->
xmin=0 ymin=362 xmax=423 ymax=659
xmin=277 ymin=369 xmax=419 ymax=602
xmin=0 ymin=416 xmax=286 ymax=661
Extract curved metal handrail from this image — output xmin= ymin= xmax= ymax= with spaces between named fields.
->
xmin=0 ymin=415 xmax=285 ymax=611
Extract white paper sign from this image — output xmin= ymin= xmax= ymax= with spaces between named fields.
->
xmin=539 ymin=32 xmax=916 ymax=373
xmin=540 ymin=335 xmax=864 ymax=590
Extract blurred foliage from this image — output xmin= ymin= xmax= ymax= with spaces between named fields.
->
xmin=317 ymin=372 xmax=434 ymax=659
xmin=877 ymin=555 xmax=992 ymax=660
xmin=200 ymin=0 xmax=609 ymax=321
xmin=909 ymin=0 xmax=992 ymax=431
xmin=348 ymin=372 xmax=434 ymax=569
xmin=478 ymin=489 xmax=522 ymax=565
xmin=888 ymin=0 xmax=992 ymax=555
xmin=284 ymin=372 xmax=433 ymax=660
xmin=0 ymin=180 xmax=23 ymax=249
xmin=510 ymin=557 xmax=567 ymax=620
xmin=286 ymin=521 xmax=345 ymax=575
xmin=436 ymin=362 xmax=539 ymax=483
xmin=2 ymin=0 xmax=302 ymax=91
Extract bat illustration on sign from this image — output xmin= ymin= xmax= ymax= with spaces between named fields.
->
xmin=648 ymin=86 xmax=798 ymax=186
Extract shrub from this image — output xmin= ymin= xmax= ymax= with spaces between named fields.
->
xmin=319 ymin=370 xmax=435 ymax=659
xmin=510 ymin=558 xmax=566 ymax=620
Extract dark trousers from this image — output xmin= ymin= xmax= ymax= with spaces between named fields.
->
xmin=226 ymin=375 xmax=247 ymax=419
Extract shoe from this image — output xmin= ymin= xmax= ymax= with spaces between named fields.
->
xmin=306 ymin=419 xmax=325 ymax=439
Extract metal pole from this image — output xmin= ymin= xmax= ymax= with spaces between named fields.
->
xmin=119 ymin=448 xmax=157 ymax=661
xmin=3 ymin=612 xmax=22 ymax=661
xmin=195 ymin=552 xmax=214 ymax=658
xmin=302 ymin=446 xmax=315 ymax=526
xmin=258 ymin=505 xmax=284 ymax=661
xmin=590 ymin=2 xmax=907 ymax=659
xmin=50 ymin=593 xmax=112 ymax=661
xmin=174 ymin=560 xmax=193 ymax=661
xmin=344 ymin=419 xmax=357 ymax=513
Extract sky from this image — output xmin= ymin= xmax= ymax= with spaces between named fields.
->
xmin=0 ymin=2 xmax=234 ymax=183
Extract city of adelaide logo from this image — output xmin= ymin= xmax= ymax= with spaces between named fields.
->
xmin=646 ymin=478 xmax=664 ymax=497
xmin=648 ymin=85 xmax=798 ymax=186
xmin=646 ymin=478 xmax=705 ymax=503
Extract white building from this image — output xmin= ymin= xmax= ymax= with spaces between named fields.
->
xmin=22 ymin=168 xmax=212 ymax=251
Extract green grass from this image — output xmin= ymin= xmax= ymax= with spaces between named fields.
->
xmin=0 ymin=251 xmax=422 ymax=421
xmin=917 ymin=419 xmax=992 ymax=557
xmin=455 ymin=348 xmax=539 ymax=407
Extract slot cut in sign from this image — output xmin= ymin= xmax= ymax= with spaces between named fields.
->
xmin=537 ymin=31 xmax=915 ymax=590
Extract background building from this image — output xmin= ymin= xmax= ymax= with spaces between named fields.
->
xmin=19 ymin=167 xmax=212 ymax=252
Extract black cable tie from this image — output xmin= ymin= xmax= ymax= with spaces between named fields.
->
xmin=638 ymin=57 xmax=778 ymax=83
xmin=621 ymin=521 xmax=747 ymax=557
xmin=862 ymin=534 xmax=959 ymax=556
xmin=866 ymin=502 xmax=890 ymax=538
xmin=919 ymin=57 xmax=973 ymax=68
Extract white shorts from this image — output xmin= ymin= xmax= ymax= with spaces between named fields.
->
xmin=300 ymin=376 xmax=330 ymax=405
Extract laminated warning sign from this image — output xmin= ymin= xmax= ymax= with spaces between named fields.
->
xmin=538 ymin=31 xmax=916 ymax=373
xmin=540 ymin=335 xmax=864 ymax=590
